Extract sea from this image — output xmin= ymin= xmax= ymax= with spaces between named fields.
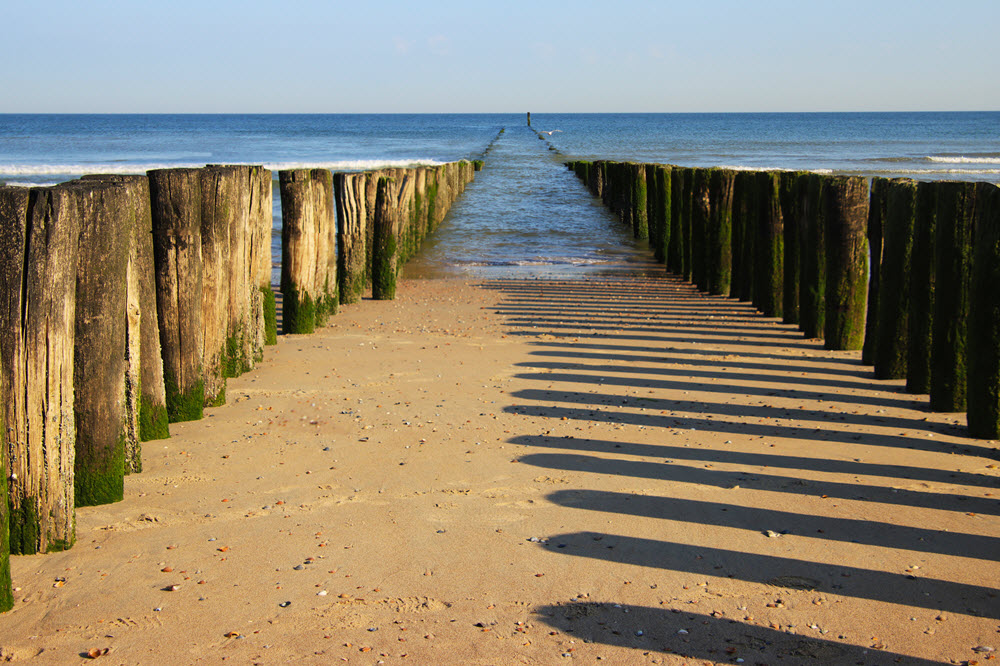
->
xmin=1 ymin=112 xmax=997 ymax=280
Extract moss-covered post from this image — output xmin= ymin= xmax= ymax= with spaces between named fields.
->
xmin=799 ymin=174 xmax=826 ymax=339
xmin=690 ymin=169 xmax=710 ymax=290
xmin=311 ymin=169 xmax=337 ymax=324
xmin=874 ymin=179 xmax=917 ymax=380
xmin=148 ymin=168 xmax=205 ymax=423
xmin=707 ymin=169 xmax=735 ymax=295
xmin=668 ymin=167 xmax=685 ymax=276
xmin=630 ymin=163 xmax=649 ymax=240
xmin=729 ymin=172 xmax=748 ymax=299
xmin=968 ymin=182 xmax=1000 ymax=437
xmin=0 ymin=380 xmax=7 ymax=611
xmin=334 ymin=171 xmax=368 ymax=305
xmin=644 ymin=164 xmax=661 ymax=257
xmin=779 ymin=172 xmax=806 ymax=324
xmin=755 ymin=171 xmax=784 ymax=318
xmin=372 ymin=176 xmax=399 ymax=300
xmin=73 ymin=180 xmax=130 ymax=507
xmin=280 ymin=169 xmax=320 ymax=334
xmin=654 ymin=165 xmax=672 ymax=268
xmin=1 ymin=185 xmax=79 ymax=553
xmin=822 ymin=176 xmax=869 ymax=350
xmin=907 ymin=182 xmax=937 ymax=394
xmin=863 ymin=178 xmax=889 ymax=365
xmin=930 ymin=181 xmax=976 ymax=412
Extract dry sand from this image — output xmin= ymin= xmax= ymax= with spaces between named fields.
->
xmin=1 ymin=274 xmax=998 ymax=665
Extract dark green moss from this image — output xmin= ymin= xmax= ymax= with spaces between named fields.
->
xmin=206 ymin=382 xmax=226 ymax=408
xmin=8 ymin=500 xmax=39 ymax=555
xmin=75 ymin=431 xmax=126 ymax=507
xmin=282 ymin=283 xmax=316 ymax=335
xmin=373 ymin=233 xmax=398 ymax=301
xmin=754 ymin=172 xmax=784 ymax=319
xmin=631 ymin=164 xmax=649 ymax=240
xmin=473 ymin=160 xmax=484 ymax=171
xmin=799 ymin=174 xmax=826 ymax=339
xmin=164 ymin=371 xmax=205 ymax=423
xmin=906 ymin=183 xmax=936 ymax=394
xmin=139 ymin=398 xmax=169 ymax=442
xmin=968 ymin=182 xmax=1000 ymax=438
xmin=823 ymin=176 xmax=869 ymax=351
xmin=221 ymin=327 xmax=250 ymax=379
xmin=707 ymin=169 xmax=735 ymax=296
xmin=262 ymin=286 xmax=278 ymax=345
xmin=873 ymin=179 xmax=916 ymax=380
xmin=0 ymin=412 xmax=9 ymax=612
xmin=930 ymin=181 xmax=975 ymax=412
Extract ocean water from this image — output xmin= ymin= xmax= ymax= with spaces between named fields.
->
xmin=1 ymin=112 xmax=997 ymax=279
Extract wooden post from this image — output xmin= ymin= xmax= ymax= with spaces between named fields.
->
xmin=199 ymin=167 xmax=235 ymax=405
xmin=0 ymin=185 xmax=79 ymax=552
xmin=730 ymin=172 xmax=748 ymax=299
xmin=668 ymin=168 xmax=685 ymax=275
xmin=873 ymin=179 xmax=916 ymax=380
xmin=907 ymin=182 xmax=937 ymax=394
xmin=799 ymin=174 xmax=826 ymax=339
xmin=630 ymin=163 xmax=649 ymax=240
xmin=822 ymin=176 xmax=869 ymax=351
xmin=372 ymin=176 xmax=400 ymax=300
xmin=863 ymin=178 xmax=889 ymax=365
xmin=82 ymin=174 xmax=169 ymax=450
xmin=707 ymin=169 xmax=735 ymax=296
xmin=654 ymin=165 xmax=672 ymax=267
xmin=968 ymin=182 xmax=1000 ymax=437
xmin=73 ymin=180 xmax=130 ymax=507
xmin=527 ymin=112 xmax=531 ymax=126
xmin=251 ymin=167 xmax=277 ymax=347
xmin=755 ymin=171 xmax=784 ymax=318
xmin=930 ymin=181 xmax=976 ymax=412
xmin=148 ymin=168 xmax=204 ymax=423
xmin=690 ymin=169 xmax=711 ymax=291
xmin=779 ymin=172 xmax=806 ymax=324
xmin=280 ymin=169 xmax=318 ymax=334
xmin=334 ymin=171 xmax=369 ymax=305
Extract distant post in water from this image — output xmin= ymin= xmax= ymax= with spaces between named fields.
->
xmin=527 ymin=112 xmax=531 ymax=126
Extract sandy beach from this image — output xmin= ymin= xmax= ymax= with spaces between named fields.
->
xmin=1 ymin=274 xmax=997 ymax=665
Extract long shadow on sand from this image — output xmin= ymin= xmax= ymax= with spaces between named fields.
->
xmin=535 ymin=602 xmax=949 ymax=665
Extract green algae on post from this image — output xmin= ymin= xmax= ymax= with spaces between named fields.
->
xmin=968 ymin=182 xmax=1000 ymax=438
xmin=799 ymin=174 xmax=826 ymax=339
xmin=863 ymin=178 xmax=889 ymax=365
xmin=930 ymin=181 xmax=976 ymax=412
xmin=707 ymin=169 xmax=735 ymax=296
xmin=690 ymin=169 xmax=711 ymax=292
xmin=755 ymin=171 xmax=784 ymax=318
xmin=779 ymin=172 xmax=807 ymax=325
xmin=874 ymin=179 xmax=917 ymax=380
xmin=822 ymin=176 xmax=869 ymax=351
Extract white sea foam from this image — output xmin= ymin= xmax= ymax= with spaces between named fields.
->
xmin=926 ymin=155 xmax=1000 ymax=164
xmin=0 ymin=158 xmax=446 ymax=178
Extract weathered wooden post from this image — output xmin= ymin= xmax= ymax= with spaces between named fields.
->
xmin=822 ymin=176 xmax=869 ymax=350
xmin=0 ymin=397 xmax=7 ymax=609
xmin=873 ymin=179 xmax=917 ymax=380
xmin=654 ymin=165 xmax=672 ymax=267
xmin=907 ymin=182 xmax=937 ymax=394
xmin=799 ymin=174 xmax=826 ymax=339
xmin=668 ymin=168 xmax=684 ymax=275
xmin=334 ymin=171 xmax=369 ymax=305
xmin=730 ymin=172 xmax=750 ymax=300
xmin=755 ymin=171 xmax=784 ymax=318
xmin=73 ymin=180 xmax=130 ymax=507
xmin=707 ymin=169 xmax=735 ymax=295
xmin=373 ymin=176 xmax=401 ymax=300
xmin=199 ymin=166 xmax=235 ymax=405
xmin=779 ymin=172 xmax=806 ymax=324
xmin=930 ymin=181 xmax=976 ymax=412
xmin=863 ymin=178 xmax=889 ymax=365
xmin=82 ymin=174 xmax=170 ymax=454
xmin=968 ymin=182 xmax=1000 ymax=437
xmin=630 ymin=163 xmax=649 ymax=240
xmin=1 ymin=185 xmax=79 ymax=553
xmin=148 ymin=168 xmax=204 ymax=423
xmin=690 ymin=169 xmax=711 ymax=291
xmin=644 ymin=164 xmax=659 ymax=253
xmin=252 ymin=167 xmax=277 ymax=347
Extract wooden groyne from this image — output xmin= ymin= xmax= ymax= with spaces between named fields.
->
xmin=0 ymin=155 xmax=479 ymax=608
xmin=566 ymin=159 xmax=1000 ymax=439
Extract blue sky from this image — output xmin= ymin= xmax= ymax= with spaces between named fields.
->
xmin=3 ymin=0 xmax=997 ymax=113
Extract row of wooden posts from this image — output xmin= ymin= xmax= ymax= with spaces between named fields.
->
xmin=0 ymin=159 xmax=479 ymax=612
xmin=565 ymin=160 xmax=1000 ymax=441
xmin=280 ymin=160 xmax=480 ymax=333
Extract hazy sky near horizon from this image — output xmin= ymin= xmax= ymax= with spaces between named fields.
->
xmin=3 ymin=1 xmax=997 ymax=113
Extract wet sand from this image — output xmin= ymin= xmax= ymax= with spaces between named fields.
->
xmin=1 ymin=275 xmax=997 ymax=665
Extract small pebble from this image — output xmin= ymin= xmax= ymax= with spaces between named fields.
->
xmin=279 ymin=601 xmax=291 ymax=608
